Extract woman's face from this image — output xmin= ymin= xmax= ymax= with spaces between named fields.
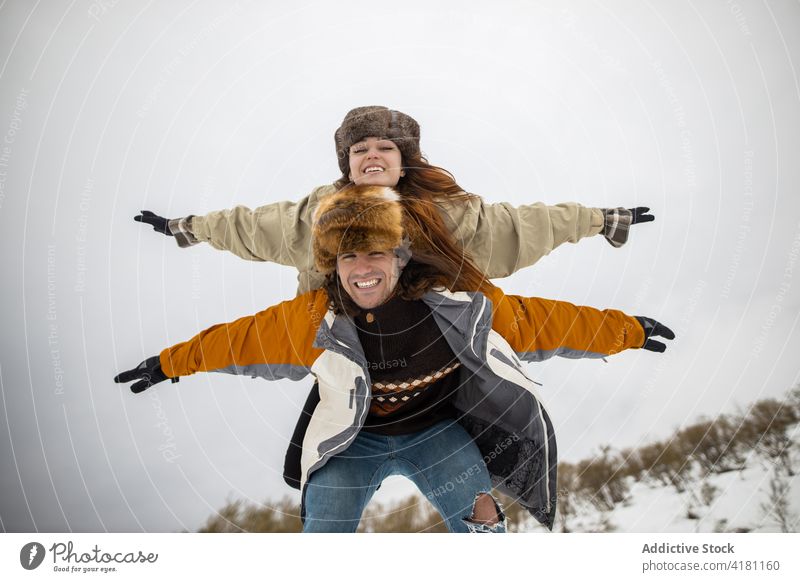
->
xmin=347 ymin=137 xmax=404 ymax=187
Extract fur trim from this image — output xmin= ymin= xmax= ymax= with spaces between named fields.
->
xmin=312 ymin=184 xmax=404 ymax=274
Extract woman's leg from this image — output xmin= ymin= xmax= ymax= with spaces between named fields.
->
xmin=394 ymin=420 xmax=507 ymax=533
xmin=302 ymin=430 xmax=393 ymax=533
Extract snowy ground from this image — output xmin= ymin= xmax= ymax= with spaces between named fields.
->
xmin=368 ymin=427 xmax=800 ymax=533
xmin=564 ymin=456 xmax=799 ymax=533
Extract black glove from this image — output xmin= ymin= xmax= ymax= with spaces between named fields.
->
xmin=629 ymin=207 xmax=655 ymax=225
xmin=114 ymin=355 xmax=178 ymax=394
xmin=134 ymin=210 xmax=172 ymax=236
xmin=634 ymin=317 xmax=675 ymax=353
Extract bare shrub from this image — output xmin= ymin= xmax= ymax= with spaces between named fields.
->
xmin=637 ymin=439 xmax=691 ymax=492
xmin=677 ymin=415 xmax=746 ymax=474
xmin=759 ymin=466 xmax=798 ymax=532
xmin=199 ymin=496 xmax=302 ymax=533
xmin=576 ymin=446 xmax=629 ymax=510
xmin=740 ymin=399 xmax=798 ymax=474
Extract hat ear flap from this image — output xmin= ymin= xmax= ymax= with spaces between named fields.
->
xmin=395 ymin=236 xmax=412 ymax=268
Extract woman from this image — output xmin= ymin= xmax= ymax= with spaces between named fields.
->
xmin=133 ymin=106 xmax=655 ymax=490
xmin=136 ymin=105 xmax=652 ymax=291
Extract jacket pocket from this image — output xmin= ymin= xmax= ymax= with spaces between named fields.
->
xmin=349 ymin=388 xmax=355 ymax=409
xmin=489 ymin=347 xmax=538 ymax=384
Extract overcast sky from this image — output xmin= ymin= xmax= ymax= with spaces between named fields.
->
xmin=1 ymin=0 xmax=798 ymax=533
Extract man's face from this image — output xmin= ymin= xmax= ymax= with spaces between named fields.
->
xmin=347 ymin=137 xmax=404 ymax=187
xmin=337 ymin=249 xmax=402 ymax=309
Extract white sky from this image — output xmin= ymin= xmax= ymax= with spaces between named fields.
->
xmin=1 ymin=0 xmax=799 ymax=532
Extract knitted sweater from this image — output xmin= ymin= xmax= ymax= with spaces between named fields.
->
xmin=353 ymin=294 xmax=462 ymax=435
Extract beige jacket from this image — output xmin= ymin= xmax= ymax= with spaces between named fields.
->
xmin=189 ymin=184 xmax=605 ymax=293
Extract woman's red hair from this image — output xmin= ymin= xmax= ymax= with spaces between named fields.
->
xmin=333 ymin=150 xmax=491 ymax=296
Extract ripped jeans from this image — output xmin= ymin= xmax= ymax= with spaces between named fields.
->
xmin=302 ymin=418 xmax=507 ymax=533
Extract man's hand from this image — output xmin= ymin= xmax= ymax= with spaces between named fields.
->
xmin=629 ymin=207 xmax=654 ymax=225
xmin=634 ymin=317 xmax=675 ymax=352
xmin=134 ymin=210 xmax=172 ymax=236
xmin=114 ymin=355 xmax=178 ymax=394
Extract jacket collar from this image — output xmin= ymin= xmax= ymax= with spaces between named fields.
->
xmin=313 ymin=288 xmax=492 ymax=360
xmin=312 ymin=309 xmax=367 ymax=366
xmin=422 ymin=289 xmax=493 ymax=363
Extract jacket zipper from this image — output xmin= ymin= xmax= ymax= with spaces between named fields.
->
xmin=310 ymin=331 xmax=371 ymax=461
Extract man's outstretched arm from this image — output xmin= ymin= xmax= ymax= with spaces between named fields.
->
xmin=487 ymin=287 xmax=673 ymax=361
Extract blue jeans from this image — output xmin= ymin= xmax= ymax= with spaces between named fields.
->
xmin=302 ymin=418 xmax=507 ymax=533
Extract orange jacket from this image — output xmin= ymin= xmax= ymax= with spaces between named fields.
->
xmin=160 ymin=285 xmax=644 ymax=378
xmin=157 ymin=285 xmax=645 ymax=530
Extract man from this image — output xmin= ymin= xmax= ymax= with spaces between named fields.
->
xmin=116 ymin=184 xmax=673 ymax=532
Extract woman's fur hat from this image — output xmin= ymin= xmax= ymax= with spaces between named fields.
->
xmin=312 ymin=184 xmax=407 ymax=274
xmin=334 ymin=106 xmax=421 ymax=175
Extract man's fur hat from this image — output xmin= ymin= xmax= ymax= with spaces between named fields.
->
xmin=312 ymin=184 xmax=406 ymax=274
xmin=334 ymin=106 xmax=421 ymax=175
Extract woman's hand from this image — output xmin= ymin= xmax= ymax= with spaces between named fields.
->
xmin=603 ymin=207 xmax=655 ymax=247
xmin=134 ymin=210 xmax=173 ymax=236
xmin=629 ymin=207 xmax=655 ymax=224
